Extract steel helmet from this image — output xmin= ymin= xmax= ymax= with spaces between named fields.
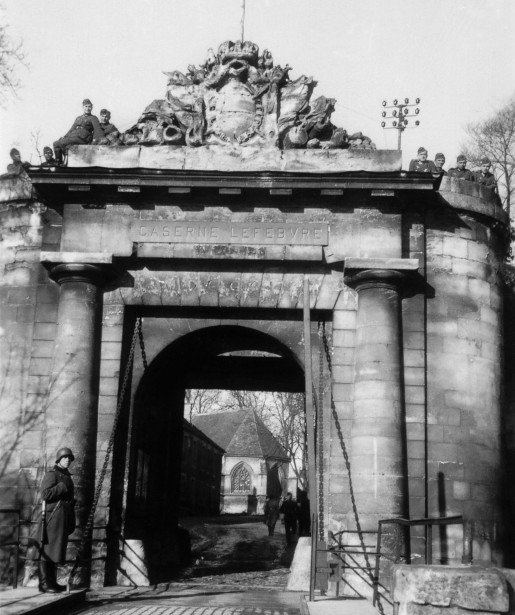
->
xmin=55 ymin=447 xmax=75 ymax=463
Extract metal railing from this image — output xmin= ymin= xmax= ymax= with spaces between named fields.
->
xmin=327 ymin=529 xmax=393 ymax=607
xmin=373 ymin=515 xmax=471 ymax=606
xmin=0 ymin=507 xmax=108 ymax=590
xmin=0 ymin=508 xmax=21 ymax=588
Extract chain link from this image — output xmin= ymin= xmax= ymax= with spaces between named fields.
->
xmin=321 ymin=326 xmax=375 ymax=584
xmin=67 ymin=316 xmax=145 ymax=587
xmin=317 ymin=323 xmax=325 ymax=542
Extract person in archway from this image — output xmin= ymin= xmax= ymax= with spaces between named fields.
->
xmin=38 ymin=447 xmax=76 ymax=593
xmin=296 ymin=490 xmax=311 ymax=537
xmin=279 ymin=492 xmax=298 ymax=546
xmin=263 ymin=496 xmax=280 ymax=536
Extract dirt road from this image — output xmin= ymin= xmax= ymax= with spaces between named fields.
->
xmin=177 ymin=516 xmax=296 ymax=589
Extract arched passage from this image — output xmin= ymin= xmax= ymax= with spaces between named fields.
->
xmin=119 ymin=324 xmax=305 ymax=581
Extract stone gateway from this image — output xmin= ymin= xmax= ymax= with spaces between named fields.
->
xmin=0 ymin=41 xmax=514 ymax=595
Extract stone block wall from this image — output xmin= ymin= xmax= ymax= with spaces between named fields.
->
xmin=0 ymin=178 xmax=61 ymax=583
xmin=424 ymin=186 xmax=505 ymax=564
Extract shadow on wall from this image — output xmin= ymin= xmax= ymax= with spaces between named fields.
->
xmin=0 ymin=340 xmax=81 ymax=586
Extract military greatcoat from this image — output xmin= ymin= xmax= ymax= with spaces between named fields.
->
xmin=408 ymin=159 xmax=437 ymax=173
xmin=40 ymin=465 xmax=75 ymax=563
xmin=448 ymin=167 xmax=474 ymax=181
xmin=53 ymin=113 xmax=104 ymax=161
xmin=473 ymin=170 xmax=497 ymax=188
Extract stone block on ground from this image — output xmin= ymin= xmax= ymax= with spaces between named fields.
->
xmin=392 ymin=565 xmax=508 ymax=615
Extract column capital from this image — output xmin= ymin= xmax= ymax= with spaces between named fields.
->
xmin=47 ymin=262 xmax=118 ymax=286
xmin=344 ymin=268 xmax=408 ymax=292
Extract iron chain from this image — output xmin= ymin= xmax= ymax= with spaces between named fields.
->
xmin=68 ymin=316 xmax=145 ymax=587
xmin=317 ymin=323 xmax=325 ymax=542
xmin=321 ymin=326 xmax=376 ymax=583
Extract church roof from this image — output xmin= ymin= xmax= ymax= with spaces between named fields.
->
xmin=191 ymin=409 xmax=290 ymax=461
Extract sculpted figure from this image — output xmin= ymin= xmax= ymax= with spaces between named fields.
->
xmin=123 ymin=99 xmax=180 ymax=146
xmin=53 ymin=99 xmax=103 ymax=165
xmin=278 ymin=75 xmax=316 ymax=143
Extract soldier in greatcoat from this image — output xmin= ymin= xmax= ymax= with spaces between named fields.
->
xmin=448 ymin=155 xmax=474 ymax=181
xmin=473 ymin=156 xmax=497 ymax=189
xmin=98 ymin=109 xmax=122 ymax=144
xmin=53 ymin=99 xmax=104 ymax=165
xmin=434 ymin=153 xmax=447 ymax=176
xmin=40 ymin=146 xmax=57 ymax=167
xmin=38 ymin=447 xmax=76 ymax=593
xmin=408 ymin=147 xmax=436 ymax=173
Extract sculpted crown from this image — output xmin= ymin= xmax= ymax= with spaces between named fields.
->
xmin=218 ymin=40 xmax=259 ymax=66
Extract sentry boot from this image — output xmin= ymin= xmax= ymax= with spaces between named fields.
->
xmin=38 ymin=561 xmax=58 ymax=593
xmin=48 ymin=562 xmax=66 ymax=592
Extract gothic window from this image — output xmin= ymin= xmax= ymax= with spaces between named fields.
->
xmin=231 ymin=464 xmax=251 ymax=493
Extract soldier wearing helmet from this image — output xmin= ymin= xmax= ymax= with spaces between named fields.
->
xmin=38 ymin=447 xmax=76 ymax=593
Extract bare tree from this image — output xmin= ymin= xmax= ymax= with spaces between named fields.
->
xmin=262 ymin=392 xmax=307 ymax=490
xmin=186 ymin=388 xmax=223 ymax=421
xmin=225 ymin=389 xmax=308 ymax=490
xmin=0 ymin=6 xmax=26 ymax=105
xmin=462 ymin=96 xmax=515 ymax=218
xmin=225 ymin=389 xmax=269 ymax=415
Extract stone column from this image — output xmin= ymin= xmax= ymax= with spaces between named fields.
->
xmin=45 ymin=261 xmax=116 ymax=581
xmin=346 ymin=269 xmax=408 ymax=529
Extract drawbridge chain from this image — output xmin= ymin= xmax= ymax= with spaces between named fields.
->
xmin=320 ymin=323 xmax=384 ymax=608
xmin=67 ymin=316 xmax=147 ymax=589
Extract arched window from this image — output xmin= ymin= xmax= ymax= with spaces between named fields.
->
xmin=231 ymin=464 xmax=252 ymax=493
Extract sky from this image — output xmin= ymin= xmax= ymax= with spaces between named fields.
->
xmin=1 ymin=0 xmax=514 ymax=170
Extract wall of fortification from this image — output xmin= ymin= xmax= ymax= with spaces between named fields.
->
xmin=425 ymin=178 xmax=507 ymax=564
xmin=0 ymin=177 xmax=62 ymax=582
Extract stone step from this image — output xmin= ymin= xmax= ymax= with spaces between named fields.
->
xmin=0 ymin=587 xmax=86 ymax=615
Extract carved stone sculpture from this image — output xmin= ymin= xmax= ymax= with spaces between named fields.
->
xmin=121 ymin=41 xmax=376 ymax=151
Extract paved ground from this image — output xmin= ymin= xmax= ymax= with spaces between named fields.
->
xmin=0 ymin=518 xmax=385 ymax=615
xmin=65 ymin=586 xmax=304 ymax=615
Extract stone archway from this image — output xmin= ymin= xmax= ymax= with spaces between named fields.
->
xmin=111 ymin=322 xmax=305 ymax=583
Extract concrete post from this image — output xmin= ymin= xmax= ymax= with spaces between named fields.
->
xmin=45 ymin=262 xmax=116 ymax=581
xmin=346 ymin=269 xmax=408 ymax=529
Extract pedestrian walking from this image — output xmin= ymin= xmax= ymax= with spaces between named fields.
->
xmin=263 ymin=496 xmax=280 ymax=536
xmin=38 ymin=447 xmax=76 ymax=593
xmin=279 ymin=492 xmax=298 ymax=546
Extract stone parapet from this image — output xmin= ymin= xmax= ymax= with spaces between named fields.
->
xmin=66 ymin=144 xmax=402 ymax=173
xmin=438 ymin=176 xmax=508 ymax=228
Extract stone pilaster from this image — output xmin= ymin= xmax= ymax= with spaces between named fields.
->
xmin=345 ymin=268 xmax=408 ymax=529
xmin=44 ymin=260 xmax=116 ymax=581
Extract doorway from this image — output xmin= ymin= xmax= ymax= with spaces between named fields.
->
xmin=115 ymin=321 xmax=309 ymax=582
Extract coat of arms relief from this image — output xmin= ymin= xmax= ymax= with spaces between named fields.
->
xmin=123 ymin=41 xmax=375 ymax=151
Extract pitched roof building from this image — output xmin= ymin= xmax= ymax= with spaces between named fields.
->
xmin=192 ymin=409 xmax=290 ymax=514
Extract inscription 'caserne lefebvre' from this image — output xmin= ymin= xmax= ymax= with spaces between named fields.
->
xmin=133 ymin=221 xmax=328 ymax=245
